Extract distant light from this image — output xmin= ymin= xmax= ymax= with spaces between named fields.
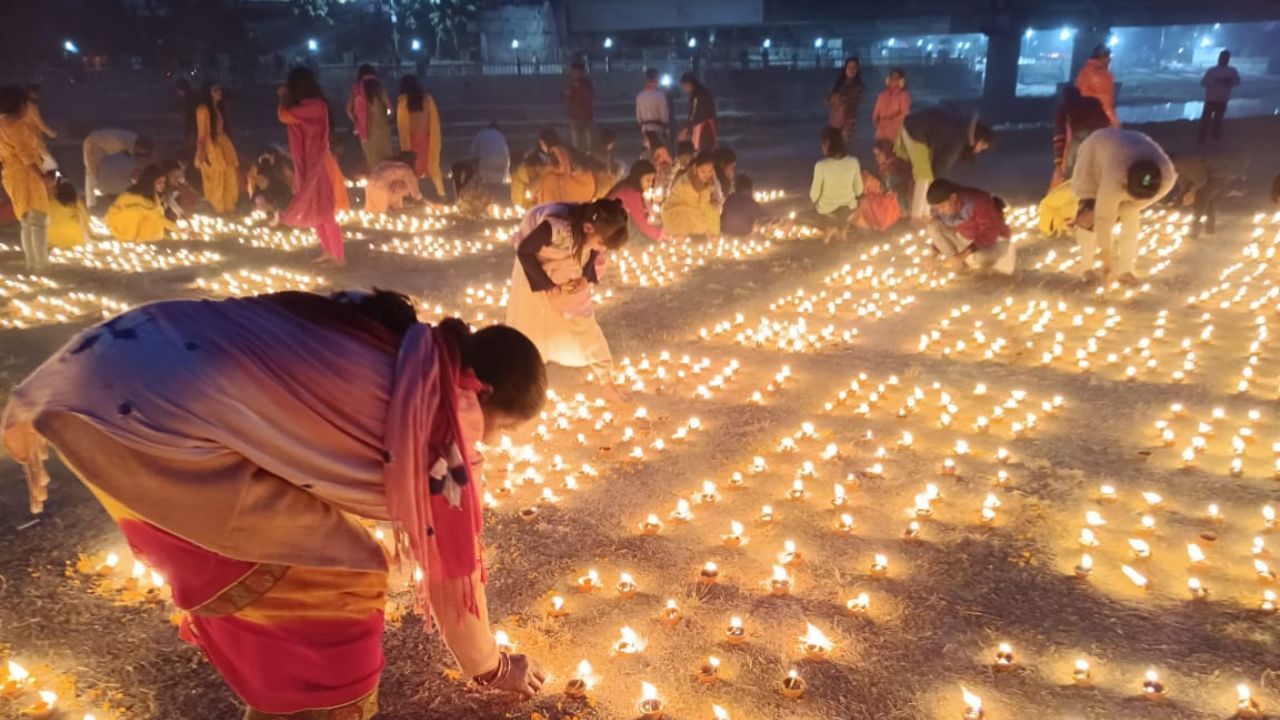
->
xmin=62 ymin=40 xmax=79 ymax=54
xmin=886 ymin=37 xmax=896 ymax=46
xmin=916 ymin=39 xmax=924 ymax=47
xmin=1200 ymin=36 xmax=1213 ymax=48
xmin=1108 ymin=34 xmax=1119 ymax=47
xmin=926 ymin=43 xmax=934 ymax=51
xmin=603 ymin=37 xmax=613 ymax=50
xmin=813 ymin=37 xmax=824 ymax=49
xmin=306 ymin=38 xmax=318 ymax=52
xmin=1214 ymin=23 xmax=1221 ymax=30
xmin=762 ymin=38 xmax=771 ymax=49
xmin=659 ymin=73 xmax=672 ymax=88
xmin=1059 ymin=27 xmax=1074 ymax=41
xmin=687 ymin=37 xmax=697 ymax=49
xmin=410 ymin=38 xmax=422 ymax=52
xmin=511 ymin=38 xmax=520 ymax=50
xmin=1024 ymin=28 xmax=1034 ymax=39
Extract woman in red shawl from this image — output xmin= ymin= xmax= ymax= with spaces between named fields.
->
xmin=279 ymin=67 xmax=351 ymax=265
xmin=3 ymin=290 xmax=550 ymax=718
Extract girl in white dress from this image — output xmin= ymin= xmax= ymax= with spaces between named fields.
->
xmin=505 ymin=199 xmax=631 ymax=399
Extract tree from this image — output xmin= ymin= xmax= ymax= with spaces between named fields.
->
xmin=421 ymin=0 xmax=479 ymax=60
xmin=290 ymin=0 xmax=483 ymax=60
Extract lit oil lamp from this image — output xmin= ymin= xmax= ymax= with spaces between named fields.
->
xmin=564 ymin=659 xmax=595 ymax=698
xmin=780 ymin=669 xmax=806 ymax=699
xmin=577 ymin=569 xmax=602 ymax=593
xmin=1075 ymin=553 xmax=1094 ymax=578
xmin=1261 ymin=590 xmax=1277 ymax=614
xmin=519 ymin=506 xmax=540 ymax=521
xmin=614 ymin=626 xmax=644 ymax=655
xmin=837 ymin=513 xmax=856 ymax=533
xmin=1253 ymin=537 xmax=1267 ymax=557
xmin=1122 ymin=565 xmax=1150 ymax=590
xmin=788 ymin=479 xmax=808 ymax=501
xmin=961 ymin=687 xmax=985 ymax=719
xmin=832 ymin=484 xmax=848 ymax=508
xmin=21 ymin=690 xmax=57 ymax=719
xmin=1237 ymin=683 xmax=1262 ymax=719
xmin=96 ymin=551 xmax=121 ymax=576
xmin=700 ymin=562 xmax=721 ymax=585
xmin=760 ymin=505 xmax=775 ymax=523
xmin=670 ymin=499 xmax=693 ymax=522
xmin=769 ymin=565 xmax=793 ymax=595
xmin=697 ymin=656 xmax=721 ymax=684
xmin=1072 ymin=658 xmax=1092 ymax=686
xmin=549 ymin=595 xmax=568 ymax=617
xmin=723 ymin=521 xmax=746 ymax=548
xmin=778 ymin=540 xmax=803 ymax=566
xmin=2 ymin=661 xmax=31 ymax=698
xmin=1188 ymin=577 xmax=1209 ymax=600
xmin=617 ymin=572 xmax=638 ymax=599
xmin=941 ymin=458 xmax=958 ymax=476
xmin=800 ymin=622 xmax=834 ymax=660
xmin=699 ymin=480 xmax=721 ymax=504
xmin=725 ymin=616 xmax=746 ymax=644
xmin=637 ymin=681 xmax=664 ymax=719
xmin=994 ymin=642 xmax=1016 ymax=670
xmin=710 ymin=704 xmax=729 ymax=720
xmin=641 ymin=513 xmax=664 ymax=536
xmin=1129 ymin=538 xmax=1152 ymax=560
xmin=1142 ymin=669 xmax=1166 ymax=701
xmin=870 ymin=553 xmax=889 ymax=578
xmin=903 ymin=520 xmax=923 ymax=541
xmin=494 ymin=630 xmax=515 ymax=653
xmin=1255 ymin=559 xmax=1276 ymax=583
xmin=659 ymin=599 xmax=681 ymax=626
xmin=1098 ymin=485 xmax=1117 ymax=503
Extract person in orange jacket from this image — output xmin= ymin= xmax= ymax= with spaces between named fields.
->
xmin=1076 ymin=45 xmax=1118 ymax=127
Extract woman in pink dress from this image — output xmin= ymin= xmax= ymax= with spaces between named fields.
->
xmin=278 ymin=67 xmax=351 ymax=265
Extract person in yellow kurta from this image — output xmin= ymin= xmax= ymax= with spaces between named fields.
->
xmin=48 ymin=180 xmax=91 ymax=249
xmin=0 ymin=86 xmax=51 ymax=269
xmin=23 ymin=85 xmax=56 ymax=168
xmin=105 ymin=164 xmax=178 ymax=242
xmin=195 ymin=82 xmax=240 ymax=213
xmin=661 ymin=151 xmax=721 ymax=239
xmin=396 ymin=75 xmax=445 ymax=198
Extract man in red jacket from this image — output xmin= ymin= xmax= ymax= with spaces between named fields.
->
xmin=925 ymin=178 xmax=1015 ymax=274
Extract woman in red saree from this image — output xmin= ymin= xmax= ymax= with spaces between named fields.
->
xmin=3 ymin=290 xmax=550 ymax=718
xmin=279 ymin=68 xmax=351 ymax=265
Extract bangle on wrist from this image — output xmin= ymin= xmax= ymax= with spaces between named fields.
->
xmin=473 ymin=651 xmax=510 ymax=687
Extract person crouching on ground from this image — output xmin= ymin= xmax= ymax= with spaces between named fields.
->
xmin=809 ymin=126 xmax=863 ymax=242
xmin=925 ymin=178 xmax=1015 ymax=274
xmin=48 ymin=179 xmax=91 ymax=249
xmin=105 ymin=164 xmax=179 ymax=243
xmin=1071 ymin=127 xmax=1175 ymax=285
xmin=721 ymin=173 xmax=773 ymax=238
xmin=662 ymin=150 xmax=722 ymax=239
xmin=505 ymin=199 xmax=632 ymax=401
xmin=366 ymin=152 xmax=423 ymax=214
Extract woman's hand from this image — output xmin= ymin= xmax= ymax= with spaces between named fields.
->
xmin=489 ymin=654 xmax=545 ymax=699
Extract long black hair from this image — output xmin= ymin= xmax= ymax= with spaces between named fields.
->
xmin=437 ymin=317 xmax=548 ymax=422
xmin=831 ymin=57 xmax=863 ymax=95
xmin=820 ymin=126 xmax=847 ymax=159
xmin=127 ymin=164 xmax=166 ymax=199
xmin=567 ymin=198 xmax=629 ymax=250
xmin=0 ymin=85 xmax=28 ymax=117
xmin=398 ymin=74 xmax=424 ymax=112
xmin=362 ymin=76 xmax=385 ymax=108
xmin=197 ymin=82 xmax=226 ymax=140
xmin=607 ymin=159 xmax=656 ymax=197
xmin=284 ymin=67 xmax=325 ymax=108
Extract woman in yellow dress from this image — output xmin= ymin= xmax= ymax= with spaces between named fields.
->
xmin=396 ymin=75 xmax=444 ymax=197
xmin=195 ymin=82 xmax=240 ymax=213
xmin=106 ymin=164 xmax=178 ymax=242
xmin=0 ymin=85 xmax=51 ymax=269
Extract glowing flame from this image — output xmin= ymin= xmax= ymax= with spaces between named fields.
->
xmin=494 ymin=630 xmax=513 ymax=649
xmin=800 ymin=622 xmax=833 ymax=650
xmin=6 ymin=661 xmax=29 ymax=682
xmin=712 ymin=704 xmax=730 ymax=720
xmin=961 ymin=686 xmax=983 ymax=712
xmin=729 ymin=520 xmax=744 ymax=536
xmin=36 ymin=690 xmax=57 ymax=707
xmin=1122 ymin=565 xmax=1149 ymax=588
xmin=640 ymin=681 xmax=659 ymax=701
xmin=576 ymin=660 xmax=597 ymax=688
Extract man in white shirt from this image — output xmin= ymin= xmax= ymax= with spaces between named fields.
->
xmin=635 ymin=68 xmax=669 ymax=142
xmin=1200 ymin=50 xmax=1241 ymax=144
xmin=1072 ymin=128 xmax=1176 ymax=286
xmin=83 ymin=129 xmax=153 ymax=207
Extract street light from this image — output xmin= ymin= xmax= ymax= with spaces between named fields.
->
xmin=813 ymin=37 xmax=824 ymax=49
xmin=603 ymin=37 xmax=613 ymax=50
xmin=762 ymin=38 xmax=771 ymax=49
xmin=1058 ymin=27 xmax=1074 ymax=41
xmin=660 ymin=73 xmax=672 ymax=88
xmin=511 ymin=38 xmax=520 ymax=50
xmin=62 ymin=40 xmax=79 ymax=54
xmin=1108 ymin=34 xmax=1120 ymax=47
xmin=687 ymin=37 xmax=697 ymax=49
xmin=1024 ymin=28 xmax=1034 ymax=39
xmin=1200 ymin=36 xmax=1213 ymax=48
xmin=411 ymin=38 xmax=422 ymax=52
xmin=307 ymin=38 xmax=318 ymax=52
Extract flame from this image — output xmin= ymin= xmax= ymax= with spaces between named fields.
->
xmin=1187 ymin=544 xmax=1206 ymax=563
xmin=1079 ymin=553 xmax=1094 ymax=571
xmin=1255 ymin=559 xmax=1272 ymax=575
xmin=1075 ymin=658 xmax=1091 ymax=673
xmin=712 ymin=704 xmax=730 ymax=720
xmin=494 ymin=630 xmax=512 ymax=648
xmin=551 ymin=595 xmax=565 ymax=611
xmin=771 ymin=565 xmax=790 ymax=582
xmin=1145 ymin=669 xmax=1160 ymax=683
xmin=131 ymin=560 xmax=146 ymax=579
xmin=1238 ymin=683 xmax=1252 ymax=702
xmin=961 ymin=686 xmax=983 ymax=711
xmin=645 ymin=513 xmax=660 ymax=526
xmin=36 ymin=690 xmax=57 ymax=707
xmin=800 ymin=622 xmax=833 ymax=651
xmin=1121 ymin=565 xmax=1148 ymax=588
xmin=587 ymin=569 xmax=600 ymax=584
xmin=702 ymin=480 xmax=717 ymax=496
xmin=576 ymin=660 xmax=597 ymax=688
xmin=640 ymin=681 xmax=659 ymax=701
xmin=6 ymin=661 xmax=29 ymax=682
xmin=729 ymin=521 xmax=744 ymax=536
xmin=619 ymin=572 xmax=635 ymax=586
xmin=729 ymin=616 xmax=743 ymax=629
xmin=874 ymin=553 xmax=889 ymax=568
xmin=1128 ymin=538 xmax=1151 ymax=556
xmin=104 ymin=552 xmax=120 ymax=568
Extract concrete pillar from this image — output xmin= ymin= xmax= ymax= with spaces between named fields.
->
xmin=982 ymin=28 xmax=1022 ymax=120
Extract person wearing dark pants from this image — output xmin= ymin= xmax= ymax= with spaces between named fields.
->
xmin=1172 ymin=149 xmax=1246 ymax=237
xmin=1199 ymin=50 xmax=1240 ymax=144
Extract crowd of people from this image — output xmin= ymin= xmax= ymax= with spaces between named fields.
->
xmin=0 ymin=40 xmax=1272 ymax=720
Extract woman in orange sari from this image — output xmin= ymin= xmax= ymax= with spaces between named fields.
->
xmin=3 ymin=290 xmax=550 ymax=718
xmin=278 ymin=67 xmax=351 ymax=265
xmin=396 ymin=75 xmax=444 ymax=198
xmin=535 ymin=129 xmax=595 ymax=205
